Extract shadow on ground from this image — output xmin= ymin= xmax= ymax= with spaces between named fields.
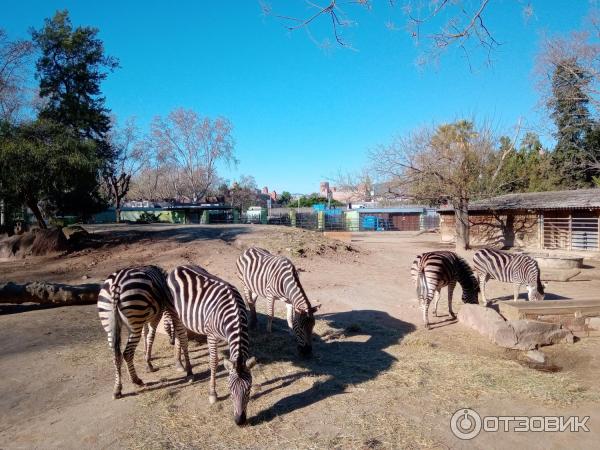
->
xmin=79 ymin=224 xmax=252 ymax=251
xmin=246 ymin=309 xmax=415 ymax=424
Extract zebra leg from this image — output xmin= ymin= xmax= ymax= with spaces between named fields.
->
xmin=479 ymin=274 xmax=490 ymax=306
xmin=173 ymin=317 xmax=193 ymax=379
xmin=243 ymin=287 xmax=258 ymax=329
xmin=433 ymin=290 xmax=441 ymax=317
xmin=207 ymin=336 xmax=219 ymax=404
xmin=122 ymin=328 xmax=144 ymax=388
xmin=144 ymin=314 xmax=160 ymax=373
xmin=286 ymin=303 xmax=294 ymax=333
xmin=420 ymin=292 xmax=433 ymax=330
xmin=447 ymin=282 xmax=456 ymax=319
xmin=111 ymin=338 xmax=123 ymax=399
xmin=266 ymin=296 xmax=276 ymax=333
xmin=513 ymin=284 xmax=520 ymax=302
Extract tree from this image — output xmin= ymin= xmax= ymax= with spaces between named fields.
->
xmin=536 ymin=30 xmax=600 ymax=187
xmin=262 ymin=0 xmax=511 ymax=64
xmin=370 ymin=120 xmax=496 ymax=250
xmin=548 ymin=57 xmax=593 ymax=187
xmin=279 ymin=191 xmax=292 ymax=205
xmin=0 ymin=29 xmax=34 ymax=124
xmin=31 ymin=10 xmax=118 ymax=142
xmin=492 ymin=133 xmax=560 ymax=194
xmin=0 ymin=119 xmax=101 ymax=228
xmin=230 ymin=175 xmax=260 ymax=212
xmin=103 ymin=117 xmax=147 ymax=222
xmin=148 ymin=108 xmax=236 ymax=201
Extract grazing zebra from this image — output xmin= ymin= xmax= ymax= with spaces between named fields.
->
xmin=97 ymin=265 xmax=190 ymax=399
xmin=473 ymin=248 xmax=545 ymax=305
xmin=236 ymin=247 xmax=321 ymax=356
xmin=167 ymin=264 xmax=257 ymax=426
xmin=411 ymin=251 xmax=480 ymax=329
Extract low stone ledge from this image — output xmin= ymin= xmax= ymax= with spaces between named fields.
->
xmin=458 ymin=304 xmax=574 ymax=350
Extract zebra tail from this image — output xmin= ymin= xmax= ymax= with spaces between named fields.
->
xmin=416 ymin=269 xmax=428 ymax=302
xmin=109 ymin=287 xmax=122 ymax=360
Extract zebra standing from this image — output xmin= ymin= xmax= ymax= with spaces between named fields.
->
xmin=411 ymin=251 xmax=480 ymax=329
xmin=167 ymin=264 xmax=256 ymax=426
xmin=473 ymin=248 xmax=545 ymax=305
xmin=97 ymin=265 xmax=191 ymax=399
xmin=236 ymin=247 xmax=321 ymax=356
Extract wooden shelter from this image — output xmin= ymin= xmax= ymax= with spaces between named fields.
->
xmin=438 ymin=188 xmax=600 ymax=252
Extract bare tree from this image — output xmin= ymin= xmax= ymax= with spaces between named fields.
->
xmin=0 ymin=29 xmax=34 ymax=123
xmin=103 ymin=117 xmax=147 ymax=221
xmin=148 ymin=108 xmax=236 ymax=201
xmin=260 ymin=0 xmax=504 ymax=64
xmin=370 ymin=120 xmax=496 ymax=250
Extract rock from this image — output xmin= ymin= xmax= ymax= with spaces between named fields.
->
xmin=458 ymin=304 xmax=574 ymax=350
xmin=82 ymin=275 xmax=90 ymax=280
xmin=526 ymin=349 xmax=546 ymax=364
xmin=509 ymin=320 xmax=574 ymax=350
xmin=458 ymin=304 xmax=515 ymax=341
xmin=588 ymin=317 xmax=600 ymax=331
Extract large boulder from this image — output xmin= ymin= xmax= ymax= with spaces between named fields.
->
xmin=0 ymin=228 xmax=68 ymax=259
xmin=458 ymin=304 xmax=574 ymax=350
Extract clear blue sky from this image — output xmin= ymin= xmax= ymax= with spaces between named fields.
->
xmin=3 ymin=1 xmax=593 ymax=194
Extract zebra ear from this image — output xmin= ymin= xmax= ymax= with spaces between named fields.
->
xmin=309 ymin=304 xmax=322 ymax=313
xmin=223 ymin=359 xmax=234 ymax=371
xmin=246 ymin=357 xmax=257 ymax=369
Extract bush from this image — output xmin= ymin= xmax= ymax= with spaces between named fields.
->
xmin=136 ymin=211 xmax=161 ymax=223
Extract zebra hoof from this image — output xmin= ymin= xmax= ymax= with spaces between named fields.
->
xmin=113 ymin=392 xmax=122 ymax=400
xmin=132 ymin=379 xmax=145 ymax=387
xmin=146 ymin=365 xmax=158 ymax=373
xmin=208 ymin=394 xmax=217 ymax=404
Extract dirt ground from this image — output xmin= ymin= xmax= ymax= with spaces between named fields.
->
xmin=0 ymin=224 xmax=599 ymax=449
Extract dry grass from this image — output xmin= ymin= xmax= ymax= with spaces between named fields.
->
xmin=126 ymin=310 xmax=599 ymax=449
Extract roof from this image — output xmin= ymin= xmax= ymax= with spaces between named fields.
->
xmin=438 ymin=188 xmax=600 ymax=212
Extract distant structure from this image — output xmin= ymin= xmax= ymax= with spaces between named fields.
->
xmin=319 ymin=181 xmax=371 ymax=204
xmin=261 ymin=186 xmax=278 ymax=202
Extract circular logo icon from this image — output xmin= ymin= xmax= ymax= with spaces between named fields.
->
xmin=450 ymin=408 xmax=482 ymax=440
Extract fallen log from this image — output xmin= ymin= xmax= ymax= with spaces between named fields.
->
xmin=0 ymin=281 xmax=100 ymax=305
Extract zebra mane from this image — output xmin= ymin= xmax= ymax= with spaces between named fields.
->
xmin=454 ymin=256 xmax=480 ymax=293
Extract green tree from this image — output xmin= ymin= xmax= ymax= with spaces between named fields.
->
xmin=548 ymin=57 xmax=593 ymax=187
xmin=278 ymin=191 xmax=292 ymax=205
xmin=0 ymin=119 xmax=102 ymax=228
xmin=493 ymin=133 xmax=559 ymax=194
xmin=31 ymin=10 xmax=118 ymax=142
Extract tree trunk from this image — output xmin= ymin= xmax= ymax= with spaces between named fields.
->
xmin=455 ymin=199 xmax=470 ymax=250
xmin=26 ymin=199 xmax=47 ymax=229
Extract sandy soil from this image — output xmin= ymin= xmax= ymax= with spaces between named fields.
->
xmin=0 ymin=224 xmax=599 ymax=449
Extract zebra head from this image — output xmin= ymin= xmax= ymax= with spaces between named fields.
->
xmin=224 ymin=356 xmax=257 ymax=426
xmin=293 ymin=304 xmax=321 ymax=356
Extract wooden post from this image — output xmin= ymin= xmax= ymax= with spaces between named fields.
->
xmin=568 ymin=213 xmax=572 ymax=251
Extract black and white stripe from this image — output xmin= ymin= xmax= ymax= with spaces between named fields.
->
xmin=97 ymin=265 xmax=189 ymax=399
xmin=167 ymin=264 xmax=256 ymax=426
xmin=236 ymin=247 xmax=320 ymax=356
xmin=411 ymin=251 xmax=479 ymax=329
xmin=473 ymin=248 xmax=545 ymax=304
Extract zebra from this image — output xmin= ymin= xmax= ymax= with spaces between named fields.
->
xmin=411 ymin=251 xmax=480 ymax=329
xmin=97 ymin=265 xmax=191 ymax=399
xmin=473 ymin=248 xmax=545 ymax=305
xmin=236 ymin=246 xmax=321 ymax=356
xmin=167 ymin=264 xmax=257 ymax=426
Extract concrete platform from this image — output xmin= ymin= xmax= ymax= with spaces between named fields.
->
xmin=499 ymin=299 xmax=600 ymax=337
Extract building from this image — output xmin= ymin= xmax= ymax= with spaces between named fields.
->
xmin=438 ymin=188 xmax=600 ymax=251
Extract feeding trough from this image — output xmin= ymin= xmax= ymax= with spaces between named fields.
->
xmin=525 ymin=252 xmax=584 ymax=270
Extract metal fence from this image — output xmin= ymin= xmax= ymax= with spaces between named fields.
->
xmin=542 ymin=216 xmax=599 ymax=251
xmin=207 ymin=210 xmax=440 ymax=232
